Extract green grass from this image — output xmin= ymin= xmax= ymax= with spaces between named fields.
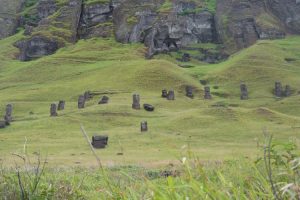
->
xmin=0 ymin=32 xmax=300 ymax=168
xmin=1 ymin=138 xmax=299 ymax=199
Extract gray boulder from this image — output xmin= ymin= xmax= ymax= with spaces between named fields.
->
xmin=15 ymin=36 xmax=59 ymax=61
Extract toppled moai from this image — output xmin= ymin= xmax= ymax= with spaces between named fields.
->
xmin=185 ymin=86 xmax=194 ymax=98
xmin=143 ymin=104 xmax=155 ymax=112
xmin=58 ymin=100 xmax=65 ymax=110
xmin=204 ymin=86 xmax=212 ymax=99
xmin=162 ymin=89 xmax=168 ymax=98
xmin=50 ymin=103 xmax=58 ymax=117
xmin=274 ymin=81 xmax=283 ymax=97
xmin=4 ymin=104 xmax=12 ymax=125
xmin=132 ymin=94 xmax=141 ymax=109
xmin=167 ymin=90 xmax=175 ymax=100
xmin=141 ymin=121 xmax=148 ymax=132
xmin=240 ymin=83 xmax=248 ymax=100
xmin=78 ymin=95 xmax=85 ymax=109
xmin=91 ymin=135 xmax=108 ymax=149
xmin=99 ymin=96 xmax=109 ymax=104
xmin=84 ymin=91 xmax=92 ymax=101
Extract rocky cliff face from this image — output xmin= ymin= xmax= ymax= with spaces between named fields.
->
xmin=113 ymin=0 xmax=217 ymax=58
xmin=1 ymin=0 xmax=299 ymax=61
xmin=0 ymin=0 xmax=24 ymax=39
xmin=16 ymin=0 xmax=82 ymax=61
xmin=215 ymin=0 xmax=286 ymax=54
xmin=267 ymin=0 xmax=300 ymax=33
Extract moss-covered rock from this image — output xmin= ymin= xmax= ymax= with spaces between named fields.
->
xmin=15 ymin=0 xmax=82 ymax=61
xmin=0 ymin=0 xmax=24 ymax=39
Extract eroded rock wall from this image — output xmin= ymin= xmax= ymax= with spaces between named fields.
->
xmin=0 ymin=0 xmax=24 ymax=39
xmin=3 ymin=0 xmax=300 ymax=61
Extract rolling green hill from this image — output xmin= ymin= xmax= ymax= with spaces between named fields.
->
xmin=0 ymin=32 xmax=300 ymax=167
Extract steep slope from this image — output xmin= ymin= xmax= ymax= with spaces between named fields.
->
xmin=0 ymin=32 xmax=300 ymax=166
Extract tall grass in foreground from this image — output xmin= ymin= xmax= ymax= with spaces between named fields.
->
xmin=0 ymin=133 xmax=299 ymax=199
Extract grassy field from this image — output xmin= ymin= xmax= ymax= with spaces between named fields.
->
xmin=0 ymin=33 xmax=300 ymax=168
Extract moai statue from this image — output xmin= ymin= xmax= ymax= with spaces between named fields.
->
xmin=58 ymin=100 xmax=65 ymax=110
xmin=50 ymin=103 xmax=58 ymax=117
xmin=167 ymin=90 xmax=175 ymax=100
xmin=99 ymin=96 xmax=109 ymax=104
xmin=141 ymin=121 xmax=148 ymax=132
xmin=284 ymin=85 xmax=291 ymax=97
xmin=274 ymin=81 xmax=282 ymax=97
xmin=204 ymin=86 xmax=212 ymax=99
xmin=132 ymin=94 xmax=141 ymax=109
xmin=240 ymin=83 xmax=248 ymax=100
xmin=162 ymin=89 xmax=168 ymax=98
xmin=78 ymin=95 xmax=85 ymax=109
xmin=84 ymin=91 xmax=92 ymax=100
xmin=0 ymin=121 xmax=5 ymax=128
xmin=4 ymin=104 xmax=12 ymax=125
xmin=185 ymin=86 xmax=194 ymax=98
xmin=182 ymin=53 xmax=190 ymax=62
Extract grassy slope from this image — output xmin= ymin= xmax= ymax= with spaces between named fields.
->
xmin=0 ymin=33 xmax=299 ymax=167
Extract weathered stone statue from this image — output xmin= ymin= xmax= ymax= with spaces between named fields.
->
xmin=182 ymin=53 xmax=191 ymax=62
xmin=91 ymin=135 xmax=108 ymax=149
xmin=99 ymin=96 xmax=109 ymax=104
xmin=141 ymin=121 xmax=148 ymax=132
xmin=4 ymin=104 xmax=12 ymax=124
xmin=84 ymin=91 xmax=92 ymax=100
xmin=204 ymin=86 xmax=212 ymax=99
xmin=167 ymin=90 xmax=175 ymax=100
xmin=0 ymin=121 xmax=5 ymax=128
xmin=284 ymin=85 xmax=291 ymax=97
xmin=274 ymin=81 xmax=282 ymax=97
xmin=162 ymin=89 xmax=168 ymax=98
xmin=240 ymin=83 xmax=248 ymax=100
xmin=78 ymin=95 xmax=85 ymax=109
xmin=185 ymin=86 xmax=194 ymax=98
xmin=58 ymin=100 xmax=65 ymax=110
xmin=132 ymin=94 xmax=141 ymax=109
xmin=50 ymin=103 xmax=58 ymax=117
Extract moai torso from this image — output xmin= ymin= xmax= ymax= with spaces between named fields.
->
xmin=78 ymin=95 xmax=85 ymax=109
xmin=240 ymin=83 xmax=248 ymax=100
xmin=162 ymin=89 xmax=168 ymax=98
xmin=186 ymin=86 xmax=194 ymax=98
xmin=58 ymin=100 xmax=65 ymax=110
xmin=132 ymin=94 xmax=141 ymax=109
xmin=50 ymin=103 xmax=58 ymax=117
xmin=204 ymin=86 xmax=212 ymax=99
xmin=167 ymin=90 xmax=175 ymax=100
xmin=141 ymin=121 xmax=148 ymax=132
xmin=274 ymin=81 xmax=283 ymax=97
xmin=4 ymin=104 xmax=12 ymax=124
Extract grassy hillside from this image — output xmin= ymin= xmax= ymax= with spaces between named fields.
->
xmin=0 ymin=33 xmax=299 ymax=167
